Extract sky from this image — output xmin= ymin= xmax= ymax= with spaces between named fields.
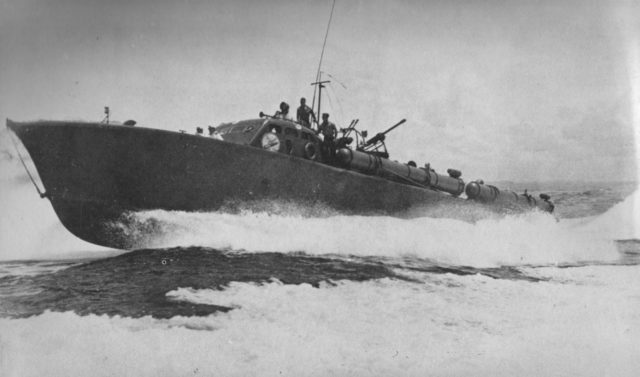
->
xmin=1 ymin=0 xmax=638 ymax=182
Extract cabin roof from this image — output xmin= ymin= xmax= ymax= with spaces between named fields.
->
xmin=216 ymin=118 xmax=316 ymax=145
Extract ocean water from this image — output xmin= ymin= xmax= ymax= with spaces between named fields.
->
xmin=0 ymin=142 xmax=639 ymax=376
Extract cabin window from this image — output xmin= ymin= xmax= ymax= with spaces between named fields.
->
xmin=284 ymin=128 xmax=299 ymax=137
xmin=243 ymin=125 xmax=255 ymax=133
xmin=229 ymin=125 xmax=245 ymax=133
xmin=270 ymin=125 xmax=282 ymax=134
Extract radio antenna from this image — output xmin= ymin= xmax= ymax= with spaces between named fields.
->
xmin=311 ymin=0 xmax=336 ymax=118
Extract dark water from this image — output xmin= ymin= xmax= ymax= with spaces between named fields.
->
xmin=0 ymin=248 xmax=556 ymax=319
xmin=2 ymin=241 xmax=639 ymax=319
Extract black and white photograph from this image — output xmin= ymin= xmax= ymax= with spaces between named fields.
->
xmin=1 ymin=0 xmax=638 ymax=375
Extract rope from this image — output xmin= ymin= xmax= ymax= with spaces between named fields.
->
xmin=326 ymin=73 xmax=347 ymax=89
xmin=327 ymin=84 xmax=345 ymax=121
xmin=311 ymin=0 xmax=337 ymax=113
xmin=324 ymin=87 xmax=335 ymax=116
xmin=9 ymin=132 xmax=48 ymax=198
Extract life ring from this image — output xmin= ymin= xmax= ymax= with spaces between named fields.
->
xmin=304 ymin=142 xmax=317 ymax=160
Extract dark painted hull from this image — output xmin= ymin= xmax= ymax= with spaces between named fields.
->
xmin=8 ymin=120 xmax=463 ymax=249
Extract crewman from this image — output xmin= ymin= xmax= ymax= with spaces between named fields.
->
xmin=208 ymin=125 xmax=223 ymax=140
xmin=274 ymin=102 xmax=292 ymax=120
xmin=318 ymin=113 xmax=337 ymax=160
xmin=296 ymin=97 xmax=316 ymax=129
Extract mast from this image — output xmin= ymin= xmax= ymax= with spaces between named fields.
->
xmin=311 ymin=78 xmax=330 ymax=120
xmin=311 ymin=0 xmax=337 ymax=120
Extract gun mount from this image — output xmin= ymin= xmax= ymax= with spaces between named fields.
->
xmin=350 ymin=118 xmax=406 ymax=158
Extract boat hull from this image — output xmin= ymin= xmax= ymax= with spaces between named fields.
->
xmin=8 ymin=120 xmax=459 ymax=249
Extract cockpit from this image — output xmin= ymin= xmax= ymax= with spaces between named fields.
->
xmin=214 ymin=118 xmax=323 ymax=161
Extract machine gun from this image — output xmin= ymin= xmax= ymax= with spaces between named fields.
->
xmin=358 ymin=118 xmax=406 ymax=158
xmin=259 ymin=111 xmax=276 ymax=119
xmin=340 ymin=119 xmax=359 ymax=136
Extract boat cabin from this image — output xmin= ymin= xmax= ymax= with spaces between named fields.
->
xmin=215 ymin=118 xmax=323 ymax=161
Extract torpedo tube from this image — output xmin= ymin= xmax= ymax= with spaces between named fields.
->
xmin=465 ymin=180 xmax=554 ymax=213
xmin=424 ymin=166 xmax=465 ymax=197
xmin=335 ymin=148 xmax=465 ymax=196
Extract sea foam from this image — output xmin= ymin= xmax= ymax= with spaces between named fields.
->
xmin=122 ymin=202 xmax=624 ymax=267
xmin=1 ymin=265 xmax=639 ymax=377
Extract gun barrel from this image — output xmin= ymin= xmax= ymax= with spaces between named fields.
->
xmin=364 ymin=118 xmax=406 ymax=146
xmin=382 ymin=118 xmax=406 ymax=135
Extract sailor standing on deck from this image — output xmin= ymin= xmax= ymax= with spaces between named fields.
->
xmin=274 ymin=102 xmax=293 ymax=121
xmin=296 ymin=97 xmax=316 ymax=129
xmin=318 ymin=113 xmax=337 ymax=160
